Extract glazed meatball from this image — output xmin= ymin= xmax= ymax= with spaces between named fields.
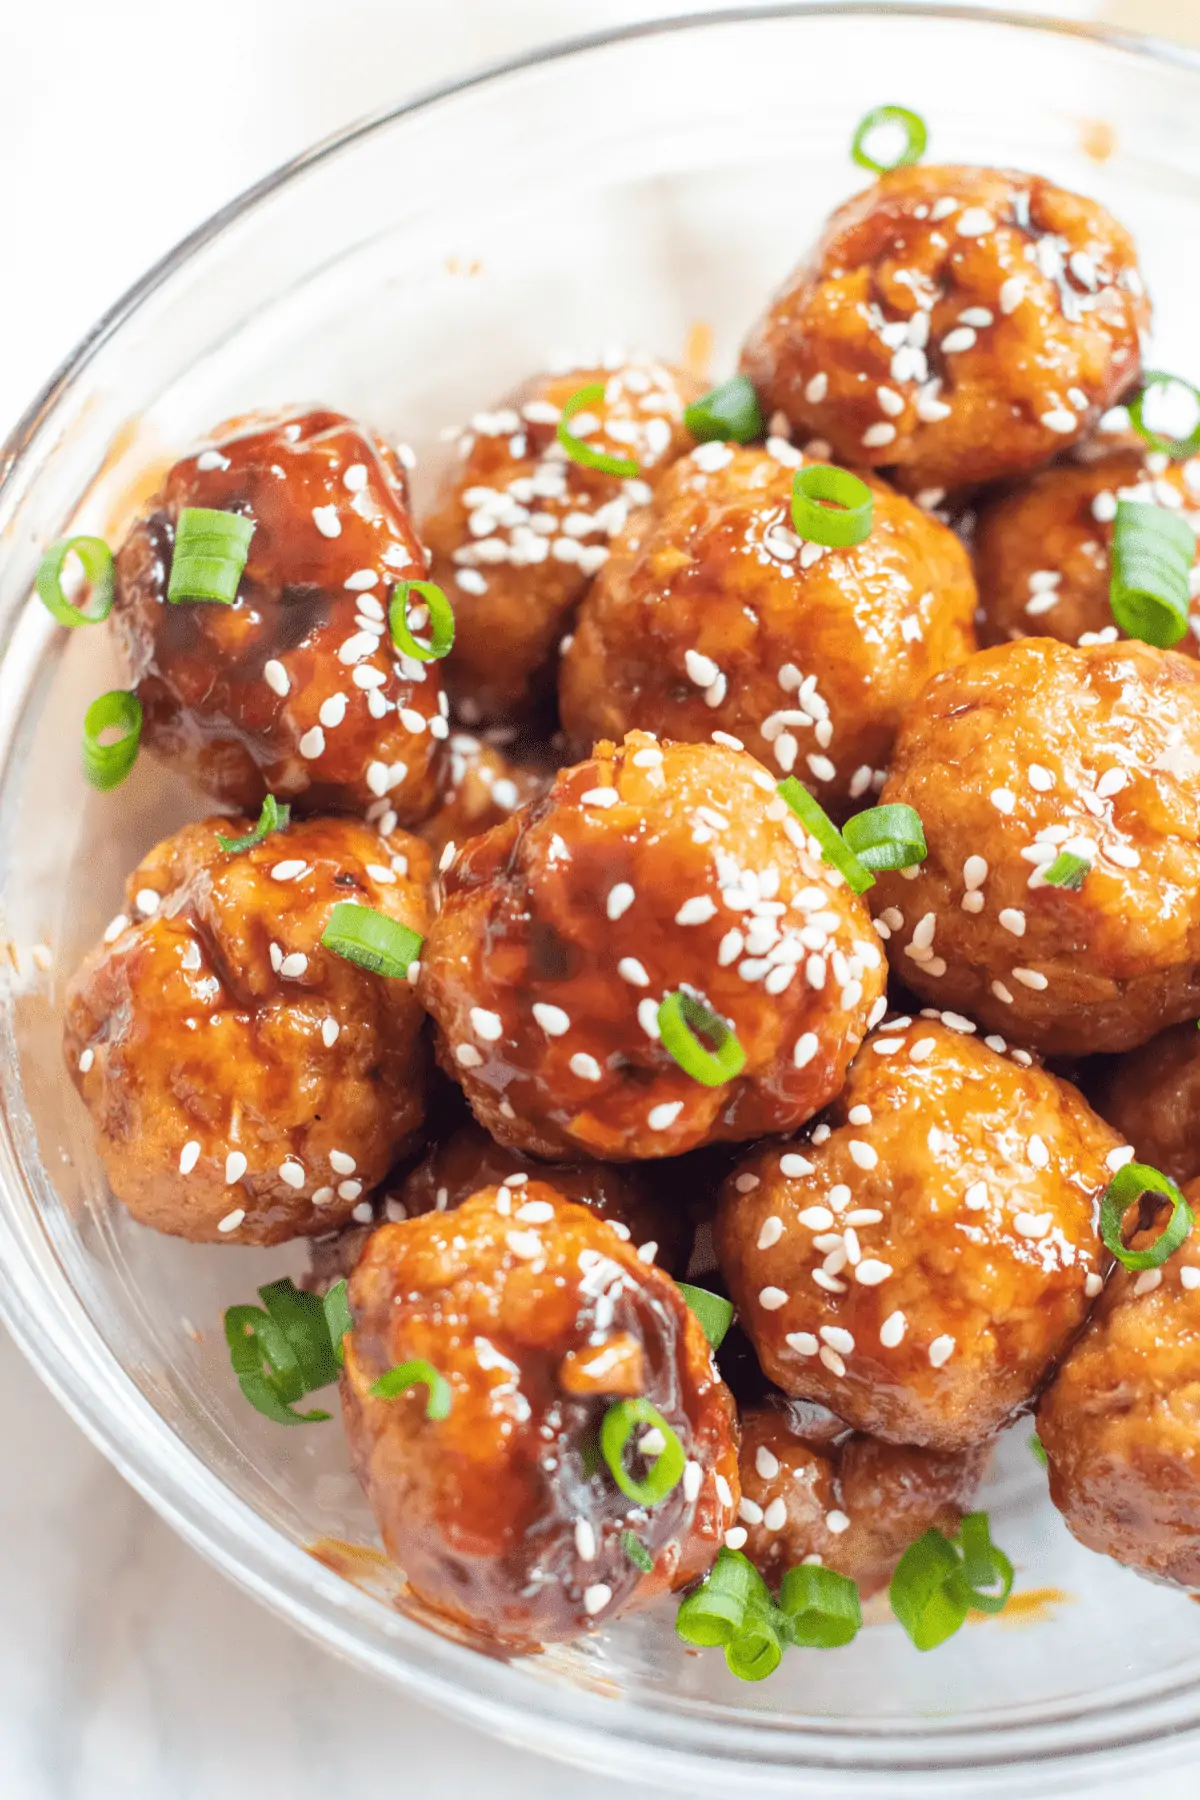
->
xmin=422 ymin=356 xmax=700 ymax=722
xmin=560 ymin=441 xmax=976 ymax=817
xmin=341 ymin=1184 xmax=740 ymax=1646
xmin=414 ymin=731 xmax=548 ymax=863
xmin=418 ymin=732 xmax=886 ymax=1161
xmin=1091 ymin=1024 xmax=1200 ymax=1189
xmin=715 ymin=1018 xmax=1122 ymax=1449
xmin=872 ymin=638 xmax=1200 ymax=1055
xmin=63 ymin=815 xmax=431 ymax=1244
xmin=975 ymin=451 xmax=1200 ymax=652
xmin=735 ymin=1402 xmax=985 ymax=1595
xmin=113 ymin=408 xmax=446 ymax=818
xmin=391 ymin=1117 xmax=691 ymax=1274
xmin=1038 ymin=1188 xmax=1200 ymax=1588
xmin=741 ymin=165 xmax=1148 ymax=495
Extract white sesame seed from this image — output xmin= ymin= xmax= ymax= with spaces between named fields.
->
xmin=103 ymin=913 xmax=130 ymax=944
xmin=312 ymin=504 xmax=341 ymax=538
xmin=965 ymin=1181 xmax=989 ymax=1210
xmin=956 ymin=207 xmax=994 ymax=237
xmin=470 ymin=1007 xmax=503 ymax=1042
xmin=683 ymin=1461 xmax=703 ymax=1503
xmin=736 ymin=1173 xmax=760 ymax=1194
xmin=928 ymin=1335 xmax=955 ymax=1368
xmin=583 ymin=1583 xmax=612 ymax=1617
xmin=322 ymin=1018 xmax=340 ymax=1048
xmin=570 ymin=1052 xmax=602 ymax=1081
xmin=217 ymin=1208 xmax=246 ymax=1234
xmin=847 ymin=1140 xmax=878 ymax=1171
xmin=819 ymin=1345 xmax=846 ymax=1376
xmin=279 ymin=952 xmax=308 ymax=980
xmin=758 ymin=1216 xmax=784 ymax=1250
xmin=616 ymin=957 xmax=649 ymax=989
xmin=179 ymin=1141 xmax=201 ymax=1175
xmin=134 ymin=887 xmax=160 ymax=918
xmin=724 ymin=1527 xmax=748 ymax=1550
xmin=607 ymin=882 xmax=635 ymax=921
xmin=454 ymin=1043 xmax=483 ymax=1068
xmin=990 ymin=788 xmax=1016 ymax=815
xmin=793 ymin=1033 xmax=819 ymax=1069
xmin=941 ymin=327 xmax=977 ymax=355
xmin=298 ymin=726 xmax=326 ymax=760
xmin=999 ymin=908 xmax=1026 ymax=938
xmin=532 ymin=1002 xmax=570 ymax=1037
xmin=637 ymin=999 xmax=661 ymax=1040
xmin=1012 ymin=968 xmax=1048 ymax=991
xmin=820 ymin=1326 xmax=855 ymax=1354
xmin=1041 ymin=409 xmax=1078 ymax=435
xmin=1181 ymin=1267 xmax=1200 ymax=1291
xmin=1085 ymin=1272 xmax=1104 ymax=1297
xmin=328 ymin=1150 xmax=356 ymax=1176
xmin=759 ymin=1286 xmax=789 ymax=1311
xmin=848 ymin=1105 xmax=872 ymax=1126
xmin=755 ymin=1445 xmax=781 ymax=1481
xmin=1106 ymin=1145 xmax=1135 ymax=1171
xmin=1028 ymin=764 xmax=1055 ymax=792
xmin=648 ymin=1101 xmax=682 ymax=1131
xmin=786 ymin=1331 xmax=819 ymax=1356
xmin=1028 ymin=1134 xmax=1050 ymax=1169
xmin=271 ymin=859 xmax=307 ymax=882
xmin=782 ymin=1155 xmax=817 ymax=1180
xmin=862 ymin=423 xmax=897 ymax=448
xmin=813 ymin=1269 xmax=847 ymax=1294
xmin=685 ymin=649 xmax=719 ymax=688
xmin=339 ymin=1181 xmax=363 ymax=1202
xmin=880 ymin=1310 xmax=907 ymax=1348
xmin=676 ymin=896 xmax=717 ymax=926
xmin=1097 ymin=768 xmax=1127 ymax=798
xmin=999 ymin=276 xmax=1025 ymax=315
xmin=77 ymin=1047 xmax=95 ymax=1074
xmin=1133 ymin=1269 xmax=1162 ymax=1296
xmin=263 ymin=659 xmax=290 ymax=697
xmin=279 ymin=1159 xmax=305 ymax=1190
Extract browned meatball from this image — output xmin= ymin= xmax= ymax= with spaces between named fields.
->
xmin=1038 ymin=1188 xmax=1200 ymax=1588
xmin=423 ymin=357 xmax=700 ymax=722
xmin=1090 ymin=1023 xmax=1200 ymax=1189
xmin=741 ymin=165 xmax=1148 ymax=496
xmin=418 ymin=733 xmax=886 ymax=1161
xmin=715 ymin=1018 xmax=1122 ymax=1449
xmin=341 ymin=1184 xmax=740 ymax=1647
xmin=559 ymin=443 xmax=976 ymax=818
xmin=413 ymin=731 xmax=548 ymax=864
xmin=871 ymin=638 xmax=1200 ymax=1055
xmin=63 ymin=815 xmax=431 ymax=1244
xmin=113 ymin=408 xmax=445 ymax=819
xmin=734 ymin=1402 xmax=986 ymax=1595
xmin=975 ymin=451 xmax=1200 ymax=653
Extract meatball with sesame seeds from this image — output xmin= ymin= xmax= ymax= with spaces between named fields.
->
xmin=63 ymin=814 xmax=431 ymax=1244
xmin=112 ymin=408 xmax=445 ymax=819
xmin=340 ymin=1183 xmax=739 ymax=1647
xmin=871 ymin=637 xmax=1200 ymax=1055
xmin=422 ymin=356 xmax=701 ymax=724
xmin=975 ymin=451 xmax=1200 ymax=654
xmin=715 ymin=1019 xmax=1123 ymax=1450
xmin=418 ymin=732 xmax=886 ymax=1162
xmin=741 ymin=166 xmax=1148 ymax=495
xmin=736 ymin=1402 xmax=986 ymax=1595
xmin=1090 ymin=1024 xmax=1200 ymax=1190
xmin=414 ymin=731 xmax=550 ymax=864
xmin=559 ymin=442 xmax=977 ymax=818
xmin=1038 ymin=1188 xmax=1200 ymax=1589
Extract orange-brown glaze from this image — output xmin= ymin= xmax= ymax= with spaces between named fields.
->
xmin=112 ymin=408 xmax=446 ymax=818
xmin=716 ymin=1019 xmax=1121 ymax=1449
xmin=414 ymin=731 xmax=548 ymax=864
xmin=341 ymin=1185 xmax=739 ymax=1647
xmin=418 ymin=733 xmax=886 ymax=1161
xmin=423 ymin=358 xmax=701 ymax=723
xmin=872 ymin=638 xmax=1200 ymax=1055
xmin=1091 ymin=1023 xmax=1200 ymax=1189
xmin=560 ymin=442 xmax=977 ymax=818
xmin=741 ymin=165 xmax=1148 ymax=495
xmin=63 ymin=814 xmax=431 ymax=1244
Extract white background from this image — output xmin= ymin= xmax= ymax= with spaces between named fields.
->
xmin=4 ymin=4 xmax=1190 ymax=1800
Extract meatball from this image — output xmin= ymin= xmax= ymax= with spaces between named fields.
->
xmin=715 ymin=1018 xmax=1122 ymax=1449
xmin=422 ymin=356 xmax=700 ymax=722
xmin=414 ymin=731 xmax=548 ymax=864
xmin=1038 ymin=1187 xmax=1200 ymax=1588
xmin=559 ymin=441 xmax=976 ymax=817
xmin=391 ymin=1117 xmax=691 ymax=1274
xmin=1090 ymin=1024 xmax=1200 ymax=1189
xmin=741 ymin=165 xmax=1148 ymax=495
xmin=871 ymin=638 xmax=1200 ymax=1055
xmin=63 ymin=815 xmax=431 ymax=1244
xmin=975 ymin=451 xmax=1200 ymax=653
xmin=341 ymin=1184 xmax=740 ymax=1646
xmin=113 ymin=408 xmax=445 ymax=818
xmin=418 ymin=732 xmax=886 ymax=1161
xmin=735 ymin=1402 xmax=985 ymax=1595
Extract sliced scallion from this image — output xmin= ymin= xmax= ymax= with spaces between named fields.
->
xmin=684 ymin=375 xmax=763 ymax=445
xmin=1098 ymin=1160 xmax=1193 ymax=1271
xmin=371 ymin=1358 xmax=452 ymax=1419
xmin=621 ymin=1530 xmax=654 ymax=1573
xmin=389 ymin=579 xmax=455 ymax=661
xmin=677 ymin=1281 xmax=734 ymax=1350
xmin=223 ymin=1276 xmax=341 ymax=1426
xmin=167 ymin=506 xmax=254 ymax=605
xmin=557 ymin=383 xmax=640 ymax=479
xmin=323 ymin=1279 xmax=352 ymax=1366
xmin=320 ymin=902 xmax=422 ymax=978
xmin=842 ymin=803 xmax=926 ymax=873
xmin=600 ymin=1398 xmax=685 ymax=1505
xmin=657 ymin=990 xmax=746 ymax=1088
xmin=777 ymin=777 xmax=874 ymax=894
xmin=1129 ymin=371 xmax=1200 ymax=460
xmin=791 ymin=464 xmax=874 ymax=548
xmin=216 ymin=793 xmax=290 ymax=854
xmin=82 ymin=690 xmax=142 ymax=791
xmin=851 ymin=105 xmax=928 ymax=176
xmin=1042 ymin=851 xmax=1090 ymax=891
xmin=36 ymin=536 xmax=114 ymax=627
xmin=778 ymin=1563 xmax=862 ymax=1649
xmin=1110 ymin=499 xmax=1195 ymax=648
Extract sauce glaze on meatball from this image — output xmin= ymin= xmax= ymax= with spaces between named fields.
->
xmin=414 ymin=731 xmax=548 ymax=865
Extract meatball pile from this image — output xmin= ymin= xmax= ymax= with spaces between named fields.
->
xmin=60 ymin=129 xmax=1200 ymax=1661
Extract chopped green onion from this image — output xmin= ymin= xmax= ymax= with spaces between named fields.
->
xmin=216 ymin=793 xmax=290 ymax=854
xmin=851 ymin=105 xmax=928 ymax=176
xmin=684 ymin=375 xmax=763 ymax=445
xmin=371 ymin=1358 xmax=452 ymax=1419
xmin=777 ymin=777 xmax=873 ymax=894
xmin=258 ymin=1278 xmax=341 ymax=1393
xmin=167 ymin=506 xmax=254 ymax=605
xmin=320 ymin=902 xmax=423 ymax=978
xmin=223 ymin=1276 xmax=341 ymax=1426
xmin=600 ymin=1398 xmax=685 ymax=1505
xmin=557 ymin=383 xmax=640 ymax=479
xmin=889 ymin=1528 xmax=971 ymax=1651
xmin=778 ymin=1564 xmax=862 ymax=1649
xmin=1029 ymin=1432 xmax=1048 ymax=1468
xmin=82 ymin=690 xmax=142 ymax=791
xmin=677 ymin=1281 xmax=734 ymax=1350
xmin=725 ymin=1600 xmax=786 ymax=1681
xmin=954 ymin=1512 xmax=1014 ymax=1616
xmin=1129 ymin=371 xmax=1200 ymax=460
xmin=1099 ymin=1160 xmax=1194 ymax=1271
xmin=323 ymin=1279 xmax=352 ymax=1366
xmin=657 ymin=990 xmax=746 ymax=1088
xmin=389 ymin=579 xmax=455 ymax=661
xmin=36 ymin=536 xmax=114 ymax=627
xmin=621 ymin=1530 xmax=654 ymax=1573
xmin=676 ymin=1547 xmax=770 ymax=1647
xmin=842 ymin=803 xmax=926 ymax=873
xmin=791 ymin=465 xmax=874 ymax=547
xmin=1042 ymin=851 xmax=1090 ymax=891
xmin=1110 ymin=499 xmax=1195 ymax=649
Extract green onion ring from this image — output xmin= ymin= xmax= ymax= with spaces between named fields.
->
xmin=777 ymin=777 xmax=874 ymax=894
xmin=388 ymin=579 xmax=455 ymax=661
xmin=216 ymin=793 xmax=290 ymax=854
xmin=167 ymin=506 xmax=254 ymax=605
xmin=1110 ymin=499 xmax=1195 ymax=648
xmin=889 ymin=1528 xmax=971 ymax=1652
xmin=320 ymin=902 xmax=423 ymax=978
xmin=1041 ymin=850 xmax=1091 ymax=891
xmin=82 ymin=689 xmax=142 ymax=791
xmin=620 ymin=1530 xmax=654 ymax=1573
xmin=725 ymin=1600 xmax=786 ymax=1681
xmin=842 ymin=803 xmax=926 ymax=873
xmin=684 ymin=375 xmax=763 ymax=446
xmin=676 ymin=1281 xmax=734 ymax=1350
xmin=258 ymin=1277 xmax=341 ymax=1393
xmin=223 ymin=1284 xmax=334 ymax=1427
xmin=600 ymin=1398 xmax=686 ymax=1505
xmin=675 ymin=1547 xmax=770 ymax=1647
xmin=1129 ymin=371 xmax=1200 ymax=460
xmin=791 ymin=464 xmax=874 ymax=548
xmin=36 ymin=536 xmax=115 ymax=627
xmin=557 ymin=383 xmax=640 ymax=479
xmin=371 ymin=1358 xmax=452 ymax=1419
xmin=953 ymin=1512 xmax=1014 ymax=1617
xmin=657 ymin=990 xmax=746 ymax=1088
xmin=778 ymin=1564 xmax=863 ymax=1649
xmin=1099 ymin=1160 xmax=1194 ymax=1271
xmin=323 ymin=1279 xmax=353 ymax=1366
xmin=1029 ymin=1433 xmax=1049 ymax=1468
xmin=851 ymin=105 xmax=928 ymax=177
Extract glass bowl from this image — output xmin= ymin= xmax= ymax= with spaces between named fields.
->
xmin=4 ymin=7 xmax=1200 ymax=1794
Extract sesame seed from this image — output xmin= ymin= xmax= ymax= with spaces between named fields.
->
xmin=759 ymin=1286 xmax=788 ymax=1310
xmin=103 ymin=913 xmax=130 ymax=944
xmin=724 ymin=1527 xmax=748 ymax=1550
xmin=570 ymin=1052 xmax=602 ymax=1081
xmin=847 ymin=1140 xmax=878 ymax=1170
xmin=298 ymin=726 xmax=326 ymax=760
xmin=1028 ymin=1134 xmax=1050 ymax=1169
xmin=1181 ymin=1267 xmax=1200 ymax=1291
xmin=217 ymin=1208 xmax=246 ymax=1234
xmin=819 ymin=1345 xmax=846 ymax=1376
xmin=755 ymin=1445 xmax=781 ymax=1481
xmin=880 ymin=1310 xmax=907 ymax=1348
xmin=135 ymin=888 xmax=159 ymax=917
xmin=941 ymin=327 xmax=977 ymax=355
xmin=813 ymin=1269 xmax=847 ymax=1293
xmin=782 ymin=1156 xmax=817 ymax=1180
xmin=1107 ymin=1146 xmax=1135 ymax=1171
xmin=758 ymin=1216 xmax=784 ymax=1250
xmin=1028 ymin=764 xmax=1055 ymax=792
xmin=1133 ymin=1269 xmax=1162 ymax=1296
xmin=820 ymin=1326 xmax=855 ymax=1355
xmin=648 ymin=1101 xmax=682 ymax=1131
xmin=1097 ymin=768 xmax=1127 ymax=798
xmin=263 ymin=659 xmax=290 ymax=696
xmin=532 ymin=1002 xmax=570 ymax=1037
xmin=685 ymin=649 xmax=719 ymax=688
xmin=793 ymin=1033 xmax=819 ymax=1069
xmin=862 ymin=423 xmax=897 ymax=448
xmin=999 ymin=908 xmax=1026 ymax=937
xmin=1041 ymin=409 xmax=1078 ymax=435
xmin=928 ymin=1335 xmax=955 ymax=1368
xmin=637 ymin=998 xmax=661 ymax=1040
xmin=990 ymin=788 xmax=1015 ymax=814
xmin=454 ymin=1043 xmax=483 ymax=1068
xmin=1085 ymin=1272 xmax=1104 ymax=1297
xmin=470 ymin=1007 xmax=503 ymax=1042
xmin=279 ymin=1159 xmax=305 ymax=1190
xmin=583 ymin=1583 xmax=612 ymax=1617
xmin=340 ymin=1181 xmax=363 ymax=1202
xmin=322 ymin=1018 xmax=340 ymax=1048
xmin=908 ymin=1037 xmax=936 ymax=1064
xmin=999 ymin=276 xmax=1025 ymax=314
xmin=312 ymin=504 xmax=341 ymax=538
xmin=179 ymin=1141 xmax=201 ymax=1175
xmin=606 ymin=882 xmax=635 ymax=920
xmin=271 ymin=859 xmax=308 ymax=882
xmin=1012 ymin=968 xmax=1048 ymax=990
xmin=676 ymin=896 xmax=717 ymax=925
xmin=77 ymin=1047 xmax=95 ymax=1074
xmin=965 ymin=1180 xmax=988 ymax=1209
xmin=682 ymin=1461 xmax=703 ymax=1503
xmin=955 ymin=207 xmax=994 ymax=236
xmin=279 ymin=953 xmax=308 ymax=979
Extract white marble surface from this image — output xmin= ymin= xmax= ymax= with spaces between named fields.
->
xmin=1 ymin=3 xmax=1193 ymax=1798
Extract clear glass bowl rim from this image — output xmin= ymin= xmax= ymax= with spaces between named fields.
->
xmin=4 ymin=8 xmax=1200 ymax=1793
